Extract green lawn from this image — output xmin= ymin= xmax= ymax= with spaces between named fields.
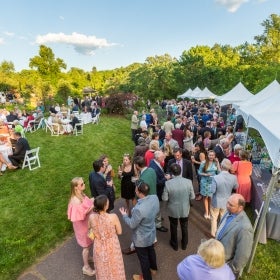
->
xmin=0 ymin=115 xmax=279 ymax=280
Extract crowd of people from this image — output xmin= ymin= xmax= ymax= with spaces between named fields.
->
xmin=67 ymin=99 xmax=254 ymax=280
xmin=0 ymin=95 xmax=103 ymax=174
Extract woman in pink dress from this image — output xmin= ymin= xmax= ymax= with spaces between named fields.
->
xmin=67 ymin=177 xmax=95 ymax=276
xmin=89 ymin=195 xmax=126 ymax=280
xmin=232 ymin=150 xmax=253 ymax=203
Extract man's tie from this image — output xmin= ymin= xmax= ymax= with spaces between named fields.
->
xmin=216 ymin=213 xmax=234 ymax=240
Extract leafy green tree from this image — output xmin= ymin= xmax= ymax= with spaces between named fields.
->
xmin=29 ymin=45 xmax=66 ymax=83
xmin=0 ymin=60 xmax=15 ymax=73
xmin=55 ymin=81 xmax=72 ymax=104
xmin=254 ymin=14 xmax=280 ymax=64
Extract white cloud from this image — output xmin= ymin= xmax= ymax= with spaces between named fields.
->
xmin=59 ymin=16 xmax=64 ymax=20
xmin=35 ymin=32 xmax=116 ymax=55
xmin=0 ymin=38 xmax=4 ymax=44
xmin=215 ymin=0 xmax=249 ymax=13
xmin=4 ymin=31 xmax=15 ymax=37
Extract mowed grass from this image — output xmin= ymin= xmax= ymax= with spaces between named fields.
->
xmin=0 ymin=115 xmax=134 ymax=280
xmin=0 ymin=114 xmax=279 ymax=280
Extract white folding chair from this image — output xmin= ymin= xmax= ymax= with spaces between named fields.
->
xmin=35 ymin=118 xmax=45 ymax=130
xmin=22 ymin=147 xmax=41 ymax=170
xmin=73 ymin=123 xmax=83 ymax=136
xmin=24 ymin=120 xmax=36 ymax=133
xmin=45 ymin=120 xmax=60 ymax=136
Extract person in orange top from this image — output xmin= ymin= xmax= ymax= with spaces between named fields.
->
xmin=231 ymin=150 xmax=253 ymax=203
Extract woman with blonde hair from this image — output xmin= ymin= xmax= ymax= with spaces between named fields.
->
xmin=177 ymin=239 xmax=234 ymax=280
xmin=67 ymin=177 xmax=95 ymax=276
xmin=145 ymin=139 xmax=160 ymax=166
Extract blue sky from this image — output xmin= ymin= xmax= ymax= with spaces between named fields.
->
xmin=0 ymin=0 xmax=279 ymax=72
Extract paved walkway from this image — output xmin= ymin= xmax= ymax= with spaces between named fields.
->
xmin=18 ymin=196 xmax=209 ymax=280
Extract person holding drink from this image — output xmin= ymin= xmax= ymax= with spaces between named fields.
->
xmin=198 ymin=150 xmax=220 ymax=219
xmin=118 ymin=153 xmax=136 ymax=215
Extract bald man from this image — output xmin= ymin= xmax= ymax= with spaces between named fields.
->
xmin=216 ymin=194 xmax=253 ymax=279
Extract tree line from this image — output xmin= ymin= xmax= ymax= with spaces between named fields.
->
xmin=0 ymin=14 xmax=279 ymax=106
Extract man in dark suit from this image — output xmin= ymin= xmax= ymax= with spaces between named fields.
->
xmin=214 ymin=138 xmax=229 ymax=163
xmin=8 ymin=131 xmax=30 ymax=168
xmin=167 ymin=147 xmax=193 ymax=181
xmin=89 ymin=159 xmax=115 ymax=211
xmin=149 ymin=150 xmax=170 ymax=232
xmin=155 ymin=124 xmax=165 ymax=147
xmin=189 ymin=120 xmax=198 ymax=142
xmin=199 ymin=120 xmax=214 ymax=140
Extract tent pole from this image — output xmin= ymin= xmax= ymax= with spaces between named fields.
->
xmin=247 ymin=168 xmax=280 ymax=273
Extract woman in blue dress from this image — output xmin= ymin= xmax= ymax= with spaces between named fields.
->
xmin=198 ymin=150 xmax=220 ymax=219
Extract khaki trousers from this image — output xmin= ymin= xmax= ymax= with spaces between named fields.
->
xmin=210 ymin=206 xmax=226 ymax=237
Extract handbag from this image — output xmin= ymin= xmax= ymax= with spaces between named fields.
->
xmin=88 ymin=227 xmax=95 ymax=241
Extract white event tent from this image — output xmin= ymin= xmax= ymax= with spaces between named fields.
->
xmin=216 ymin=82 xmax=253 ymax=106
xmin=189 ymin=86 xmax=202 ymax=99
xmin=236 ymin=80 xmax=280 ymax=168
xmin=237 ymin=80 xmax=280 ymax=122
xmin=195 ymin=87 xmax=217 ymax=100
xmin=177 ymin=88 xmax=193 ymax=99
xmin=247 ymin=111 xmax=280 ymax=168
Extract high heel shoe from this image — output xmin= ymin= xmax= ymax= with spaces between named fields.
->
xmin=82 ymin=266 xmax=95 ymax=276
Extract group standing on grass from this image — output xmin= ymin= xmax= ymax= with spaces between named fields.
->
xmin=67 ymin=100 xmax=255 ymax=279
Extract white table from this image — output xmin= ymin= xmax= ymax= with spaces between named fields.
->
xmin=0 ymin=143 xmax=12 ymax=171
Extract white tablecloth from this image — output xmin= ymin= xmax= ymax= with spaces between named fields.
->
xmin=0 ymin=144 xmax=12 ymax=171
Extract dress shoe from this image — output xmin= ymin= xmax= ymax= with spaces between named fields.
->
xmin=82 ymin=266 xmax=95 ymax=276
xmin=122 ymin=247 xmax=136 ymax=255
xmin=156 ymin=226 xmax=168 ymax=232
xmin=169 ymin=240 xmax=178 ymax=251
xmin=181 ymin=243 xmax=187 ymax=250
xmin=8 ymin=164 xmax=18 ymax=170
xmin=133 ymin=274 xmax=144 ymax=280
xmin=204 ymin=214 xmax=211 ymax=220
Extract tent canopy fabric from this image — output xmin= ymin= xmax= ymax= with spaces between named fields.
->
xmin=237 ymin=80 xmax=280 ymax=122
xmin=189 ymin=86 xmax=202 ymax=99
xmin=216 ymin=82 xmax=253 ymax=106
xmin=177 ymin=88 xmax=192 ymax=99
xmin=247 ymin=111 xmax=280 ymax=168
xmin=236 ymin=80 xmax=280 ymax=168
xmin=195 ymin=87 xmax=217 ymax=100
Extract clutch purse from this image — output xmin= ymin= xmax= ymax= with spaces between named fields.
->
xmin=88 ymin=228 xmax=95 ymax=241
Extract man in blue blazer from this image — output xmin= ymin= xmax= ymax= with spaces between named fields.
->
xmin=216 ymin=194 xmax=253 ymax=279
xmin=120 ymin=182 xmax=159 ymax=280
